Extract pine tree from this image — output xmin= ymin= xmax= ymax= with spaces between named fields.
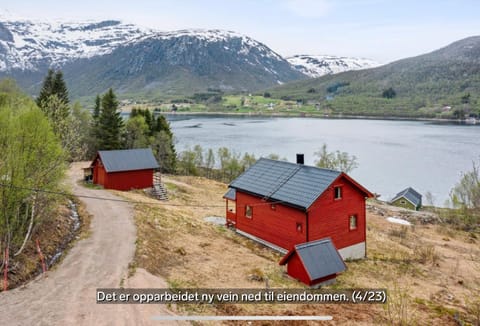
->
xmin=153 ymin=114 xmax=176 ymax=173
xmin=52 ymin=70 xmax=69 ymax=104
xmin=36 ymin=69 xmax=69 ymax=108
xmin=93 ymin=94 xmax=101 ymax=120
xmin=124 ymin=108 xmax=177 ymax=172
xmin=143 ymin=109 xmax=153 ymax=135
xmin=155 ymin=115 xmax=173 ymax=138
xmin=36 ymin=69 xmax=55 ymax=108
xmin=97 ymin=88 xmax=124 ymax=150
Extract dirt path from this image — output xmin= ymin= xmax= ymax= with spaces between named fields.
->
xmin=0 ymin=163 xmax=181 ymax=325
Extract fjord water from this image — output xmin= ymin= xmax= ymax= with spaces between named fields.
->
xmin=168 ymin=115 xmax=480 ymax=205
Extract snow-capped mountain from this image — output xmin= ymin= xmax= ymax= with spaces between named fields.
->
xmin=287 ymin=55 xmax=381 ymax=78
xmin=0 ymin=14 xmax=305 ymax=96
xmin=0 ymin=18 xmax=153 ymax=71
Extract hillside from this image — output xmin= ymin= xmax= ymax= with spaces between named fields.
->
xmin=115 ymin=174 xmax=479 ymax=324
xmin=60 ymin=30 xmax=305 ymax=99
xmin=269 ymin=36 xmax=480 ymax=117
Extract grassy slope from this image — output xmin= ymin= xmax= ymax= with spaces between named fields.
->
xmin=116 ymin=175 xmax=480 ymax=325
xmin=265 ymin=37 xmax=480 ymax=118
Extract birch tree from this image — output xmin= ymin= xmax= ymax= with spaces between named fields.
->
xmin=0 ymin=82 xmax=65 ymax=260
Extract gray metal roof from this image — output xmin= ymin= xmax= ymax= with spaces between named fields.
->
xmin=281 ymin=238 xmax=346 ymax=280
xmin=229 ymin=158 xmax=341 ymax=210
xmin=223 ymin=188 xmax=236 ymax=200
xmin=391 ymin=187 xmax=422 ymax=207
xmin=97 ymin=148 xmax=159 ymax=173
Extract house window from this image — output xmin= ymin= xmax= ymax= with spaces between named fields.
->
xmin=296 ymin=222 xmax=303 ymax=232
xmin=334 ymin=186 xmax=342 ymax=200
xmin=349 ymin=215 xmax=357 ymax=230
xmin=245 ymin=205 xmax=253 ymax=218
xmin=400 ymin=200 xmax=406 ymax=204
xmin=228 ymin=200 xmax=236 ymax=214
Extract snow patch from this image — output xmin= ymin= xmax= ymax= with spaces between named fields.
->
xmin=386 ymin=217 xmax=411 ymax=226
xmin=287 ymin=54 xmax=381 ymax=78
xmin=204 ymin=216 xmax=225 ymax=225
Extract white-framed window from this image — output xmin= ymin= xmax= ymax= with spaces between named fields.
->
xmin=296 ymin=222 xmax=303 ymax=232
xmin=228 ymin=200 xmax=236 ymax=213
xmin=349 ymin=215 xmax=357 ymax=230
xmin=334 ymin=186 xmax=342 ymax=200
xmin=245 ymin=205 xmax=253 ymax=218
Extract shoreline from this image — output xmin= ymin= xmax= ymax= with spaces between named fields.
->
xmin=157 ymin=110 xmax=471 ymax=124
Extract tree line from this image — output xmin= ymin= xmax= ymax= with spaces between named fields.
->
xmin=0 ymin=69 xmax=177 ymax=268
xmin=0 ymin=79 xmax=66 ymax=261
xmin=177 ymin=145 xmax=262 ymax=183
xmin=36 ymin=70 xmax=177 ymax=173
xmin=176 ymin=143 xmax=358 ymax=183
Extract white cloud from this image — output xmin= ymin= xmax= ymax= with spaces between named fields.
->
xmin=283 ymin=0 xmax=332 ymax=18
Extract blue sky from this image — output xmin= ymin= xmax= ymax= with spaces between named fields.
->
xmin=2 ymin=0 xmax=480 ymax=63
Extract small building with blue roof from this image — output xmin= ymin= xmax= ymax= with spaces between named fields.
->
xmin=279 ymin=238 xmax=347 ymax=287
xmin=390 ymin=187 xmax=422 ymax=211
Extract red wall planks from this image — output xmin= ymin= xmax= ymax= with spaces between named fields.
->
xmin=307 ymin=175 xmax=366 ymax=250
xmin=93 ymin=160 xmax=154 ymax=191
xmin=232 ymin=174 xmax=367 ymax=252
xmin=235 ymin=192 xmax=307 ymax=251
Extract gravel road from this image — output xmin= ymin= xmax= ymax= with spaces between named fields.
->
xmin=0 ymin=163 xmax=181 ymax=325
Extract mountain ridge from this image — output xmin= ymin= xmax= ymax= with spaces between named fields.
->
xmin=0 ymin=13 xmax=389 ymax=99
xmin=0 ymin=16 xmax=308 ymax=97
xmin=268 ymin=35 xmax=480 ymax=117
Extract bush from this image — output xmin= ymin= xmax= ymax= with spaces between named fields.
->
xmin=382 ymin=87 xmax=397 ymax=99
xmin=314 ymin=143 xmax=358 ymax=173
xmin=413 ymin=245 xmax=439 ymax=265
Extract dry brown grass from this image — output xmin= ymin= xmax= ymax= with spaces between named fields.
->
xmin=117 ymin=175 xmax=480 ymax=325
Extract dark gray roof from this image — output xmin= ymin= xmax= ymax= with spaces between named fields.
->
xmin=223 ymin=188 xmax=236 ymax=200
xmin=229 ymin=158 xmax=341 ymax=209
xmin=391 ymin=187 xmax=422 ymax=207
xmin=280 ymin=238 xmax=346 ymax=280
xmin=97 ymin=148 xmax=159 ymax=173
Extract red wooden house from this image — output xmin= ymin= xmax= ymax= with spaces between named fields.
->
xmin=223 ymin=156 xmax=373 ymax=259
xmin=279 ymin=238 xmax=347 ymax=287
xmin=91 ymin=148 xmax=159 ymax=191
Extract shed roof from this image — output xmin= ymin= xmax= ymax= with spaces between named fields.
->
xmin=223 ymin=188 xmax=236 ymax=201
xmin=279 ymin=238 xmax=346 ymax=281
xmin=391 ymin=187 xmax=422 ymax=207
xmin=228 ymin=158 xmax=371 ymax=210
xmin=94 ymin=148 xmax=159 ymax=173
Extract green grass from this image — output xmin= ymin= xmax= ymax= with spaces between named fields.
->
xmin=223 ymin=95 xmax=242 ymax=107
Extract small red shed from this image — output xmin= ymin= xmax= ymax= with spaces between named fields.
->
xmin=91 ymin=148 xmax=159 ymax=191
xmin=279 ymin=238 xmax=347 ymax=287
xmin=223 ymin=156 xmax=373 ymax=259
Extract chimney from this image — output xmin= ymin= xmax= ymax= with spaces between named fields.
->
xmin=296 ymin=154 xmax=304 ymax=165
